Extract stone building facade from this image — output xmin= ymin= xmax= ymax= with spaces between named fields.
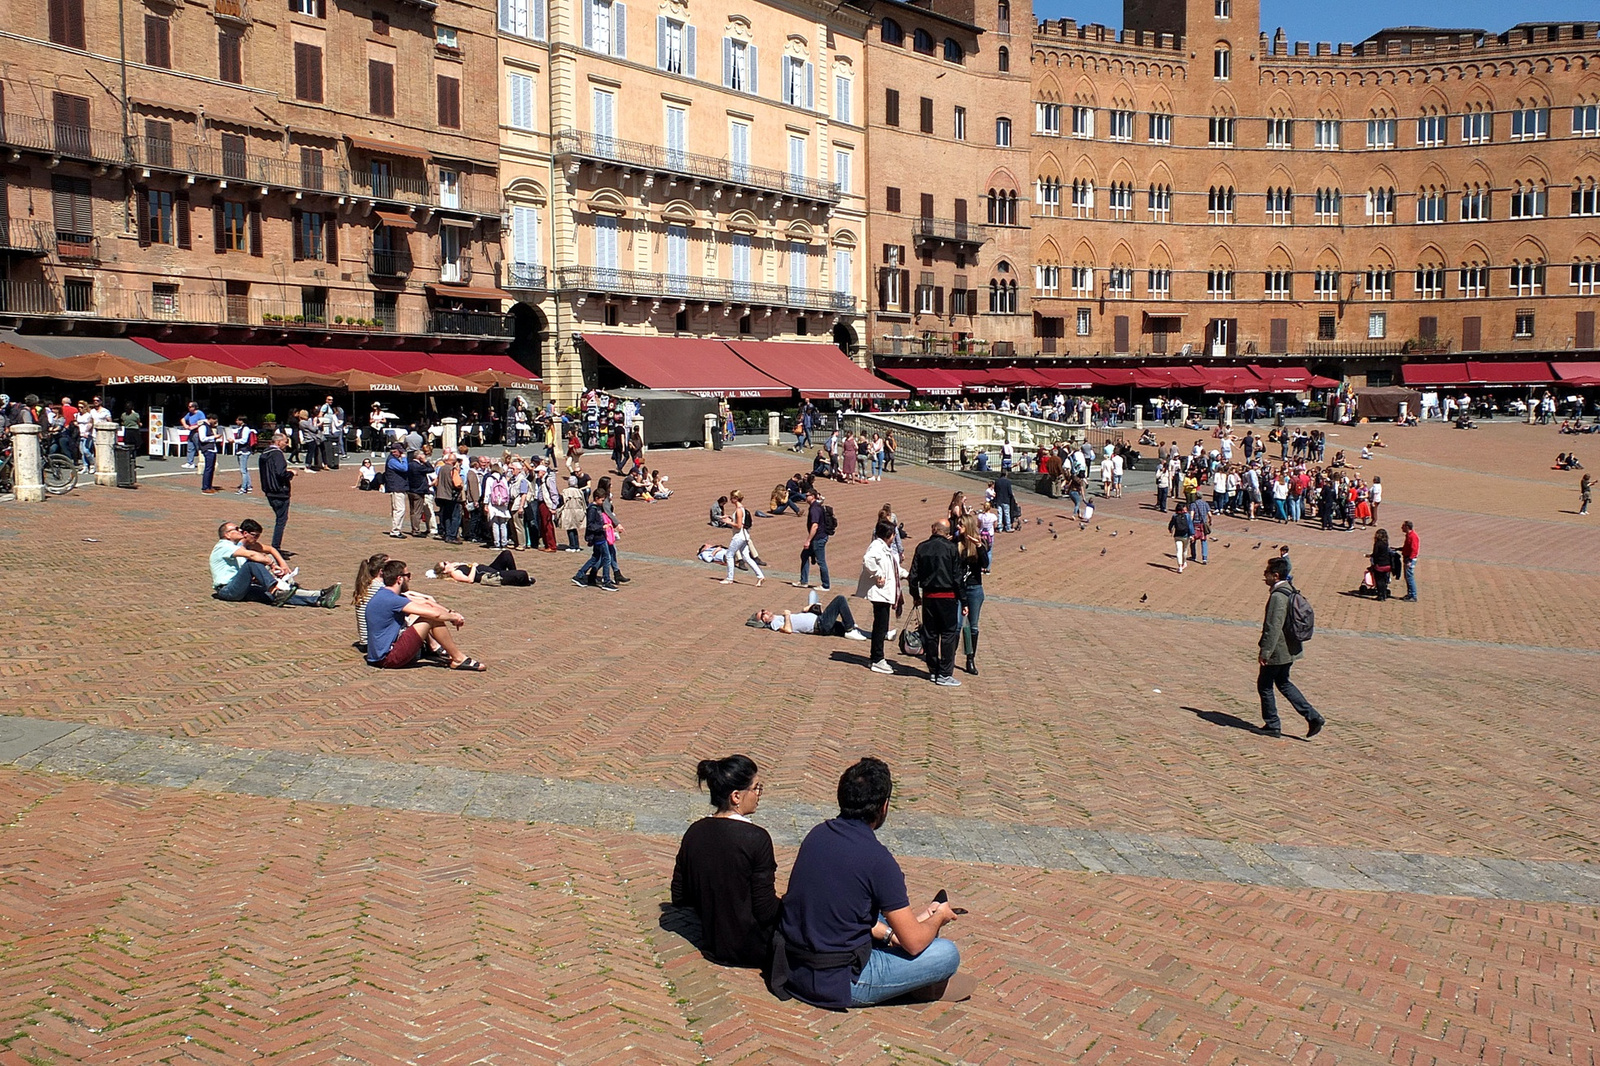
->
xmin=1 ymin=0 xmax=507 ymax=346
xmin=1026 ymin=0 xmax=1600 ymax=381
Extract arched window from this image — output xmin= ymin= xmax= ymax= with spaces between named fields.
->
xmin=996 ymin=0 xmax=1009 ymax=32
xmin=880 ymin=18 xmax=902 ymax=45
xmin=913 ymin=28 xmax=934 ymax=54
xmin=943 ymin=38 xmax=963 ymax=63
xmin=1213 ymin=45 xmax=1231 ymax=81
xmin=997 ymin=46 xmax=1009 ymax=72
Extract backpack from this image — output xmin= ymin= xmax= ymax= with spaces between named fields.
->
xmin=1280 ymin=582 xmax=1315 ymax=643
xmin=822 ymin=505 xmax=838 ymax=537
xmin=240 ymin=427 xmax=258 ymax=449
xmin=743 ymin=506 xmax=753 ymax=530
xmin=489 ymin=478 xmax=511 ymax=508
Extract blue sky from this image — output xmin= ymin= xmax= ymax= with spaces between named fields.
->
xmin=1030 ymin=1 xmax=1599 ymax=44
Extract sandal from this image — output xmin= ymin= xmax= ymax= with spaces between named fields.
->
xmin=450 ymin=657 xmax=487 ymax=671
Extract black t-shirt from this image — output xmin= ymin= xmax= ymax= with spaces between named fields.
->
xmin=778 ymin=818 xmax=908 ymax=1009
xmin=806 ymin=500 xmax=827 ymax=540
xmin=670 ymin=818 xmax=780 ymax=967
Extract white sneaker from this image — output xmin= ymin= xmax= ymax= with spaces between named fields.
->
xmin=845 ymin=629 xmax=869 ymax=641
xmin=870 ymin=660 xmax=893 ymax=673
xmin=181 ymin=462 xmax=196 ymax=468
xmin=885 ymin=629 xmax=898 ymax=641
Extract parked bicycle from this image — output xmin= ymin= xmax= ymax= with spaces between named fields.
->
xmin=0 ymin=442 xmax=79 ymax=496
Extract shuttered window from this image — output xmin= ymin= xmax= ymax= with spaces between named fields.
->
xmin=48 ymin=0 xmax=86 ymax=49
xmin=52 ymin=176 xmax=93 ymax=241
xmin=437 ymin=75 xmax=461 ymax=128
xmin=219 ymin=31 xmax=243 ymax=83
xmin=293 ymin=43 xmax=323 ymax=102
xmin=884 ymin=89 xmax=898 ymax=127
xmin=369 ymin=60 xmax=395 ymax=116
xmin=919 ymin=96 xmax=934 ymax=134
xmin=52 ymin=93 xmax=91 ymax=156
xmin=144 ymin=15 xmax=171 ymax=67
xmin=507 ymin=73 xmax=534 ymax=130
xmin=249 ymin=203 xmax=263 ymax=257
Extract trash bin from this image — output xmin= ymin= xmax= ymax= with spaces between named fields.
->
xmin=113 ymin=444 xmax=139 ymax=489
xmin=712 ymin=425 xmax=723 ymax=451
xmin=323 ymin=437 xmax=341 ymax=470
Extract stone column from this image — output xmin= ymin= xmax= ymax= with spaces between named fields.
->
xmin=1134 ymin=405 xmax=1144 ymax=430
xmin=1222 ymin=403 xmax=1234 ymax=428
xmin=703 ymin=413 xmax=716 ymax=449
xmin=1080 ymin=407 xmax=1092 ymax=430
xmin=767 ymin=411 xmax=781 ymax=446
xmin=1179 ymin=404 xmax=1190 ymax=423
xmin=1525 ymin=400 xmax=1537 ymax=425
xmin=10 ymin=423 xmax=43 ymax=502
xmin=636 ymin=417 xmax=647 ymax=457
xmin=94 ymin=421 xmax=117 ymax=486
xmin=440 ymin=417 xmax=459 ymax=454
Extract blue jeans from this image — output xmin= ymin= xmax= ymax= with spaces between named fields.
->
xmin=850 ymin=938 xmax=960 ymax=1007
xmin=800 ymin=536 xmax=830 ymax=589
xmin=575 ymin=542 xmax=613 ymax=584
xmin=214 ymin=560 xmax=319 ymax=606
xmin=815 ymin=594 xmax=857 ymax=636
xmin=997 ymin=503 xmax=1011 ymax=532
xmin=81 ymin=434 xmax=95 ymax=471
xmin=1404 ymin=560 xmax=1418 ymax=600
xmin=238 ymin=450 xmax=253 ymax=493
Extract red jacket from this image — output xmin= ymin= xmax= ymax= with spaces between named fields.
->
xmin=1402 ymin=529 xmax=1420 ymax=562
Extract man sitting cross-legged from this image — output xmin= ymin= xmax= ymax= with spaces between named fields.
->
xmin=208 ymin=521 xmax=340 ymax=608
xmin=363 ymin=559 xmax=486 ymax=671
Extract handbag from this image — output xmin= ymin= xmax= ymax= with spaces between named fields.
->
xmin=898 ymin=607 xmax=924 ymax=656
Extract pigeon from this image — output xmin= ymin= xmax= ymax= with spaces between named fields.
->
xmin=1048 ymin=522 xmax=1055 ymax=529
xmin=1140 ymin=593 xmax=1149 ymax=603
xmin=1253 ymin=542 xmax=1263 ymax=550
xmin=1224 ymin=543 xmax=1232 ymax=549
xmin=1095 ymin=525 xmax=1101 ymax=531
xmin=1051 ymin=530 xmax=1058 ymax=540
xmin=1100 ymin=548 xmax=1107 ymax=555
xmin=1110 ymin=531 xmax=1118 ymax=537
xmin=1036 ymin=517 xmax=1043 ymax=525
xmin=1019 ymin=544 xmax=1028 ymax=552
xmin=921 ymin=498 xmax=928 ymax=503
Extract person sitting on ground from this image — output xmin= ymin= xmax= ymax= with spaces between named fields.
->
xmin=363 ymin=559 xmax=485 ymax=671
xmin=1370 ymin=431 xmax=1387 ymax=448
xmin=1138 ymin=428 xmax=1157 ymax=446
xmin=710 ymin=495 xmax=729 ymax=527
xmin=621 ymin=467 xmax=652 ymax=501
xmin=208 ymin=520 xmax=340 ymax=608
xmin=650 ymin=469 xmax=672 ymax=499
xmin=356 ymin=458 xmax=379 ymax=491
xmin=429 ymin=550 xmax=534 ymax=587
xmin=771 ymin=756 xmax=971 ymax=1008
xmin=670 ymin=754 xmax=780 ymax=968
xmin=746 ymin=591 xmax=879 ymax=641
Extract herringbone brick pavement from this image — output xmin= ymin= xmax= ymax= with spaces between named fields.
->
xmin=2 ymin=774 xmax=1596 ymax=1064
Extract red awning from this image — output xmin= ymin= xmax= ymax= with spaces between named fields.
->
xmin=374 ymin=210 xmax=417 ymax=230
xmin=725 ymin=342 xmax=909 ymax=400
xmin=347 ymin=135 xmax=431 ymax=161
xmin=425 ymin=283 xmax=513 ymax=302
xmin=1252 ymin=365 xmax=1339 ymax=391
xmin=950 ymin=368 xmax=1008 ymax=393
xmin=285 ymin=344 xmax=411 ymax=375
xmin=583 ymin=335 xmax=792 ymax=398
xmin=1553 ymin=362 xmax=1600 ymax=382
xmin=882 ymin=367 xmax=964 ymax=395
xmin=1465 ymin=361 xmax=1555 ymax=385
xmin=1085 ymin=366 xmax=1143 ymax=387
xmin=1402 ymin=363 xmax=1472 ymax=386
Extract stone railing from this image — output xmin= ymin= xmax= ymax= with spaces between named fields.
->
xmin=843 ymin=408 xmax=1113 ymax=468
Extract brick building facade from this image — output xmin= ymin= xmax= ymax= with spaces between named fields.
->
xmin=1 ymin=0 xmax=505 ymax=351
xmin=1026 ymin=0 xmax=1600 ymax=382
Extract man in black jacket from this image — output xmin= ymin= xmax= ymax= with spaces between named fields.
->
xmin=992 ymin=472 xmax=1018 ymax=532
xmin=405 ymin=449 xmax=432 ymax=536
xmin=908 ymin=519 xmax=965 ymax=687
xmin=258 ymin=431 xmax=294 ymax=552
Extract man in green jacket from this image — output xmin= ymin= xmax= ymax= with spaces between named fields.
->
xmin=1258 ymin=557 xmax=1325 ymax=739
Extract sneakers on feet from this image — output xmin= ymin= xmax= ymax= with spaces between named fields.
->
xmin=844 ymin=628 xmax=869 ymax=641
xmin=934 ymin=674 xmax=962 ymax=687
xmin=599 ymin=581 xmax=619 ymax=592
xmin=885 ymin=628 xmax=898 ymax=641
xmin=869 ymin=660 xmax=893 ymax=673
xmin=571 ymin=576 xmax=588 ymax=588
xmin=270 ymin=585 xmax=296 ymax=608
xmin=317 ymin=583 xmax=342 ymax=609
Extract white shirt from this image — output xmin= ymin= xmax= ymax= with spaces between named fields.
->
xmin=774 ymin=611 xmax=819 ymax=634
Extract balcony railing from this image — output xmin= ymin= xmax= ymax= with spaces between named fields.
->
xmin=427 ymin=310 xmax=511 ymax=337
xmin=553 ymin=129 xmax=842 ymax=206
xmin=435 ymin=256 xmax=474 ymax=285
xmin=1303 ymin=340 xmax=1410 ymax=358
xmin=507 ymin=263 xmax=548 ymax=291
xmin=557 ymin=266 xmax=855 ymax=312
xmin=351 ymin=168 xmax=433 ymax=207
xmin=0 ymin=112 xmax=129 ymax=165
xmin=55 ymin=234 xmax=99 ymax=261
xmin=367 ymin=248 xmax=413 ymax=277
xmin=0 ymin=219 xmax=52 ymax=255
xmin=0 ymin=279 xmax=512 ymax=338
xmin=912 ymin=217 xmax=989 ymax=247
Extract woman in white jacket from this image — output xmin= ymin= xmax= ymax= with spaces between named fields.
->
xmin=857 ymin=518 xmax=903 ymax=674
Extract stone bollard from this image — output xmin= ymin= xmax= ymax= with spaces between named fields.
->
xmin=768 ymin=410 xmax=781 ymax=446
xmin=10 ymin=423 xmax=43 ymax=502
xmin=440 ymin=417 xmax=459 ymax=454
xmin=703 ymin=413 xmax=716 ymax=449
xmin=1081 ymin=408 xmax=1092 ymax=430
xmin=1179 ymin=404 xmax=1190 ymax=423
xmin=1134 ymin=405 xmax=1144 ymax=430
xmin=1223 ymin=403 xmax=1234 ymax=428
xmin=94 ymin=421 xmax=117 ymax=486
xmin=1526 ymin=402 xmax=1537 ymax=425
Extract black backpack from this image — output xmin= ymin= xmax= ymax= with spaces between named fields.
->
xmin=822 ymin=505 xmax=838 ymax=537
xmin=1280 ymin=582 xmax=1315 ymax=643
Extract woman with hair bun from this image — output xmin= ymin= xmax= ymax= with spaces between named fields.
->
xmin=670 ymin=755 xmax=780 ymax=967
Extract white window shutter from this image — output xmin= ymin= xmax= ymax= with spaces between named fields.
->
xmin=685 ymin=25 xmax=696 ymax=77
xmin=498 ymin=0 xmax=513 ymax=35
xmin=722 ymin=38 xmax=732 ymax=88
xmin=657 ymin=15 xmax=667 ymax=69
xmin=582 ymin=0 xmax=593 ymax=49
xmin=513 ymin=205 xmax=540 ymax=267
xmin=805 ymin=62 xmax=814 ymax=111
xmin=748 ymin=45 xmax=757 ymax=94
xmin=612 ymin=2 xmax=626 ymax=57
xmin=532 ymin=0 xmax=545 ymax=39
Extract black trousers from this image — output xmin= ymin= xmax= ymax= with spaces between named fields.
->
xmin=870 ymin=601 xmax=891 ymax=664
xmin=921 ymin=597 xmax=960 ymax=679
xmin=267 ymin=494 xmax=291 ymax=549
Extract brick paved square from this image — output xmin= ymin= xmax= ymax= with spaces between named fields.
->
xmin=1 ymin=419 xmax=1597 ymax=1063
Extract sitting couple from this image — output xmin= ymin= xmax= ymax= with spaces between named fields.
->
xmin=671 ymin=755 xmax=973 ymax=1008
xmin=209 ymin=519 xmax=341 ymax=608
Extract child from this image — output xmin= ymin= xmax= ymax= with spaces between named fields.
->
xmin=977 ymin=503 xmax=998 ymax=560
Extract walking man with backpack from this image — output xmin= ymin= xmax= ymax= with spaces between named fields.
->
xmin=1257 ymin=556 xmax=1325 ymax=739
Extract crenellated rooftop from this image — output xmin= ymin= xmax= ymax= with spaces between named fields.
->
xmin=1033 ymin=18 xmax=1184 ymax=54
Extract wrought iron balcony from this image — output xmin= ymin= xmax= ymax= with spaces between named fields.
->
xmin=367 ymin=248 xmax=413 ymax=277
xmin=553 ymin=129 xmax=841 ymax=206
xmin=427 ymin=310 xmax=511 ymax=337
xmin=0 ymin=112 xmax=129 ymax=165
xmin=0 ymin=219 xmax=51 ymax=256
xmin=507 ymin=263 xmax=548 ymax=291
xmin=912 ymin=216 xmax=988 ymax=248
xmin=557 ymin=266 xmax=855 ymax=313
